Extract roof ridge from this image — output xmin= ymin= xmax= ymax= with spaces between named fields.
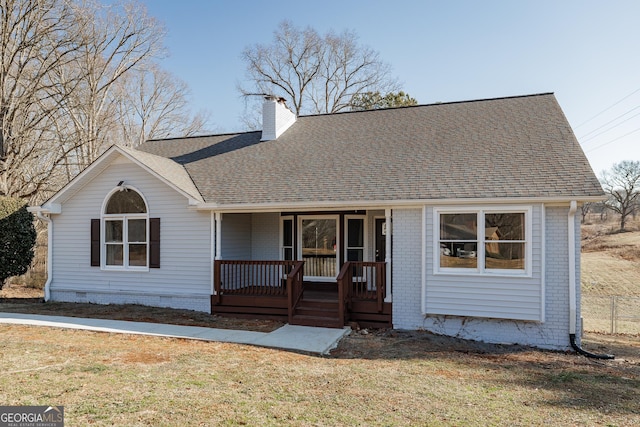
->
xmin=142 ymin=93 xmax=556 ymax=144
xmin=144 ymin=129 xmax=261 ymax=143
xmin=297 ymin=92 xmax=556 ymax=119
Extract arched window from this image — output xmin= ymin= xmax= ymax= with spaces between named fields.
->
xmin=102 ymin=188 xmax=149 ymax=269
xmin=105 ymin=190 xmax=147 ymax=214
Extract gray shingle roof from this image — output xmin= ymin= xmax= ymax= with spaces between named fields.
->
xmin=137 ymin=93 xmax=604 ymax=205
xmin=118 ymin=145 xmax=204 ymax=202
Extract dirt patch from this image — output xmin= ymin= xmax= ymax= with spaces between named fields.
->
xmin=0 ymin=282 xmax=43 ymax=299
xmin=1 ymin=283 xmax=637 ymax=366
xmin=0 ymin=286 xmax=283 ymax=333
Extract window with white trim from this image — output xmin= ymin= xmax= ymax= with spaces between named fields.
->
xmin=437 ymin=208 xmax=529 ymax=274
xmin=345 ymin=216 xmax=365 ymax=262
xmin=103 ymin=188 xmax=149 ymax=269
xmin=281 ymin=216 xmax=294 ymax=261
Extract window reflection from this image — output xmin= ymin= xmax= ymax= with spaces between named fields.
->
xmin=301 ymin=219 xmax=337 ymax=277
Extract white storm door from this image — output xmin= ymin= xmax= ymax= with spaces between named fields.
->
xmin=298 ymin=216 xmax=339 ymax=281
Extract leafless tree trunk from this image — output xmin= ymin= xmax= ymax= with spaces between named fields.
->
xmin=313 ymin=29 xmax=396 ymax=114
xmin=580 ymin=202 xmax=592 ymax=224
xmin=0 ymin=0 xmax=168 ymax=202
xmin=239 ymin=20 xmax=398 ymax=126
xmin=53 ymin=0 xmax=165 ymax=171
xmin=113 ymin=65 xmax=211 ymax=147
xmin=1 ymin=0 xmax=213 ymax=203
xmin=0 ymin=0 xmax=79 ymax=201
xmin=601 ymin=160 xmax=640 ymax=232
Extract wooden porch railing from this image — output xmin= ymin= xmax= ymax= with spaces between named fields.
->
xmin=214 ymin=259 xmax=386 ymax=326
xmin=337 ymin=261 xmax=387 ymax=313
xmin=213 ymin=260 xmax=299 ymax=304
xmin=286 ymin=261 xmax=305 ymax=324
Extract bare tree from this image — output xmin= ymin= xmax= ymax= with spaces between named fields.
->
xmin=592 ymin=201 xmax=609 ymax=222
xmin=601 ymin=160 xmax=640 ymax=231
xmin=239 ymin=21 xmax=398 ymax=123
xmin=580 ymin=202 xmax=592 ymax=224
xmin=53 ymin=0 xmax=165 ymax=172
xmin=0 ymin=0 xmax=167 ymax=202
xmin=314 ymin=29 xmax=397 ymax=114
xmin=114 ymin=65 xmax=211 ymax=147
xmin=0 ymin=0 xmax=79 ymax=200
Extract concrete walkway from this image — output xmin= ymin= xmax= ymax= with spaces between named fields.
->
xmin=0 ymin=312 xmax=351 ymax=355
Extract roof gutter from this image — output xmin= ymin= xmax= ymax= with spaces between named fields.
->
xmin=193 ymin=195 xmax=606 ymax=213
xmin=567 ymin=200 xmax=613 ymax=359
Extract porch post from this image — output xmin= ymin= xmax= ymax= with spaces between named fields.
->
xmin=212 ymin=212 xmax=222 ymax=297
xmin=385 ymin=208 xmax=392 ymax=302
xmin=214 ymin=211 xmax=216 ymax=295
xmin=215 ymin=212 xmax=222 ymax=260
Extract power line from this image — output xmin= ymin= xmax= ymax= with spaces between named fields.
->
xmin=579 ymin=108 xmax=640 ymax=145
xmin=574 ymin=87 xmax=640 ymax=129
xmin=585 ymin=126 xmax=640 ymax=153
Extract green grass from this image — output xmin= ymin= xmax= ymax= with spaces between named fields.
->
xmin=1 ymin=325 xmax=638 ymax=426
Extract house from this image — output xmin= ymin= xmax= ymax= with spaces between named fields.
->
xmin=29 ymin=93 xmax=605 ymax=350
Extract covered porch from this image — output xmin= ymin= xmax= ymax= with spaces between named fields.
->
xmin=209 ymin=210 xmax=393 ymax=328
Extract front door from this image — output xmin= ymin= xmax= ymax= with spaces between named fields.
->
xmin=299 ymin=216 xmax=339 ymax=281
xmin=375 ymin=218 xmax=386 ymax=262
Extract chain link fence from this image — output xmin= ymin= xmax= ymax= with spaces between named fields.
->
xmin=582 ymin=295 xmax=640 ymax=334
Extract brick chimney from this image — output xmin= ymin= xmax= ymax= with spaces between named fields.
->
xmin=261 ymin=95 xmax=296 ymax=141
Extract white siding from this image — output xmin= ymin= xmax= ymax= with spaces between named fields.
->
xmin=251 ymin=213 xmax=280 ymax=260
xmin=221 ymin=214 xmax=251 ymax=260
xmin=50 ymin=160 xmax=211 ymax=311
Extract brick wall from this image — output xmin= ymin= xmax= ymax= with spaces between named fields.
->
xmin=391 ymin=208 xmax=425 ymax=328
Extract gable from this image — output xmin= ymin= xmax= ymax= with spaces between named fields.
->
xmin=39 ymin=145 xmax=203 ymax=213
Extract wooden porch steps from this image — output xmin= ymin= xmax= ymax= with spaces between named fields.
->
xmin=212 ymin=261 xmax=391 ymax=328
xmin=290 ymin=297 xmax=343 ymax=329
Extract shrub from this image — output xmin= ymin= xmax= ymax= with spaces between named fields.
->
xmin=0 ymin=197 xmax=36 ymax=289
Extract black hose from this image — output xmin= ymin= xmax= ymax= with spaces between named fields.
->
xmin=570 ymin=334 xmax=615 ymax=359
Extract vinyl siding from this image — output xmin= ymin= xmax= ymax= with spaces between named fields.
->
xmin=50 ymin=159 xmax=211 ymax=298
xmin=220 ymin=214 xmax=251 ymax=260
xmin=424 ymin=204 xmax=543 ymax=321
xmin=251 ymin=212 xmax=280 ymax=260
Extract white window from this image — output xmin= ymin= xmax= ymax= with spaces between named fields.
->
xmin=280 ymin=216 xmax=294 ymax=261
xmin=102 ymin=187 xmax=149 ymax=270
xmin=436 ymin=207 xmax=531 ymax=275
xmin=345 ymin=216 xmax=366 ymax=262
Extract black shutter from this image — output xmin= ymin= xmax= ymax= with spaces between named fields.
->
xmin=91 ymin=219 xmax=100 ymax=266
xmin=149 ymin=218 xmax=160 ymax=268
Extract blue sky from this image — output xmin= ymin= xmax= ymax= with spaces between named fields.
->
xmin=139 ymin=0 xmax=640 ymax=175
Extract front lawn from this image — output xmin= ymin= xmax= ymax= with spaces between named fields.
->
xmin=1 ymin=323 xmax=638 ymax=426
